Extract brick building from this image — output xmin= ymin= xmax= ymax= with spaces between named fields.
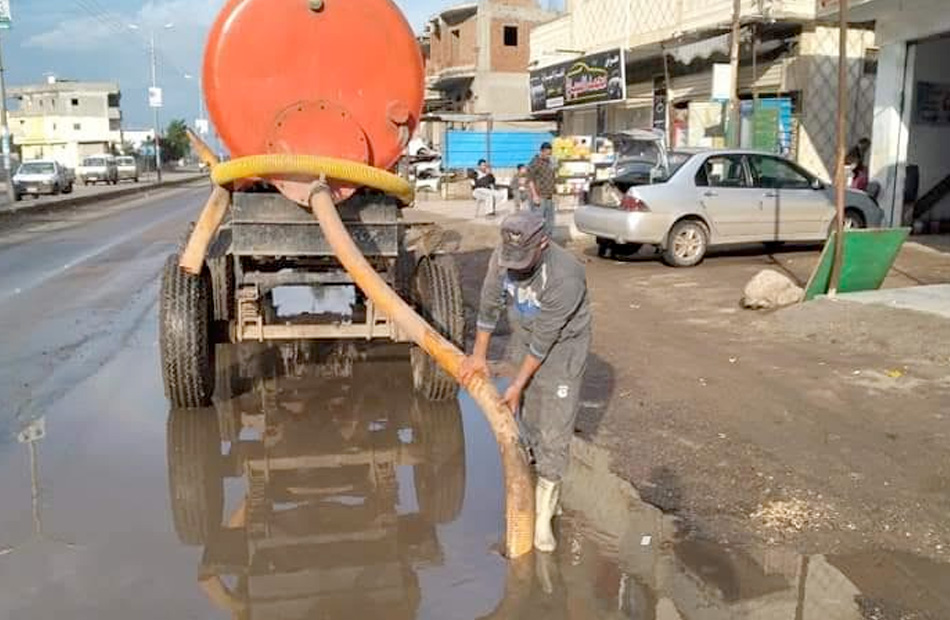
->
xmin=422 ymin=0 xmax=557 ymax=117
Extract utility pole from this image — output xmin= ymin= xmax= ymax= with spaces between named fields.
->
xmin=0 ymin=30 xmax=15 ymax=203
xmin=829 ymin=0 xmax=849 ymax=296
xmin=727 ymin=0 xmax=743 ymax=147
xmin=150 ymin=33 xmax=163 ymax=183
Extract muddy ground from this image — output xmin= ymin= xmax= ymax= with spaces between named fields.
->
xmin=428 ymin=213 xmax=950 ymax=562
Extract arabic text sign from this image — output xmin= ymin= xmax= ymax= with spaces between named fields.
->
xmin=0 ymin=0 xmax=11 ymax=29
xmin=530 ymin=49 xmax=625 ymax=113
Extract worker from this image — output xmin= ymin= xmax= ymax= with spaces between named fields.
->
xmin=527 ymin=142 xmax=558 ymax=237
xmin=460 ymin=211 xmax=592 ymax=553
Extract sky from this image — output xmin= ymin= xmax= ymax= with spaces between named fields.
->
xmin=3 ymin=0 xmax=462 ymax=130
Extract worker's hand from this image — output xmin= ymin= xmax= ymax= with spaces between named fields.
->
xmin=502 ymin=383 xmax=523 ymax=415
xmin=459 ymin=355 xmax=490 ymax=384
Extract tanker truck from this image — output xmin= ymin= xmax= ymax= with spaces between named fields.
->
xmin=162 ymin=0 xmax=536 ymax=560
xmin=159 ymin=0 xmax=463 ymax=408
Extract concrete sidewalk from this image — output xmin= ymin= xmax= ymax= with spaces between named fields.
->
xmin=837 ymin=284 xmax=950 ymax=320
xmin=410 ymin=197 xmax=583 ymax=240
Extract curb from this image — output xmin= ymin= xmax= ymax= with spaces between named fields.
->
xmin=0 ymin=174 xmax=209 ymax=220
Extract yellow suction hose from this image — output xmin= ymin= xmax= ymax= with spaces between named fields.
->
xmin=211 ymin=154 xmax=535 ymax=559
xmin=212 ymin=154 xmax=414 ymax=204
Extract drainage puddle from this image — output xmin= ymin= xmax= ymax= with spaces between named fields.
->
xmin=134 ymin=343 xmax=950 ymax=619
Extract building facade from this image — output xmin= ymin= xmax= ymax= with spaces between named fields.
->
xmin=530 ymin=0 xmax=877 ymax=182
xmin=9 ymin=79 xmax=122 ymax=169
xmin=423 ymin=0 xmax=558 ymax=118
xmin=821 ymin=0 xmax=950 ymax=230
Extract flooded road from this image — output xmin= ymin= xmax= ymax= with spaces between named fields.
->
xmin=0 ymin=191 xmax=948 ymax=619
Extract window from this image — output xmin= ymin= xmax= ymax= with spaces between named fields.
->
xmin=503 ymin=25 xmax=518 ymax=47
xmin=696 ymin=155 xmax=749 ymax=188
xmin=73 ymin=123 xmax=82 ymax=131
xmin=747 ymin=155 xmax=812 ymax=190
xmin=71 ymin=98 xmax=80 ymax=106
xmin=450 ymin=28 xmax=460 ymax=59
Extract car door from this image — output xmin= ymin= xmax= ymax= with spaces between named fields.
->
xmin=747 ymin=155 xmax=833 ymax=241
xmin=694 ymin=154 xmax=759 ymax=242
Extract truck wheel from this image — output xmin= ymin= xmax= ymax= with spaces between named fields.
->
xmin=411 ymin=255 xmax=463 ymax=401
xmin=412 ymin=397 xmax=466 ymax=524
xmin=207 ymin=228 xmax=234 ymax=323
xmin=160 ymin=254 xmax=215 ymax=408
xmin=166 ymin=407 xmax=223 ymax=546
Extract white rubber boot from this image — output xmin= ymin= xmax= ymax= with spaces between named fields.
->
xmin=534 ymin=477 xmax=560 ymax=553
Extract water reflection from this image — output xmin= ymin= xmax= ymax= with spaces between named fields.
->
xmin=166 ymin=342 xmax=464 ymax=619
xmin=164 ymin=343 xmax=950 ymax=620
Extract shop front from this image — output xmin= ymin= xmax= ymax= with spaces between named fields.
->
xmin=852 ymin=0 xmax=950 ymax=230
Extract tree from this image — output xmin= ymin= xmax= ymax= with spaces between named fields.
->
xmin=162 ymin=119 xmax=192 ymax=163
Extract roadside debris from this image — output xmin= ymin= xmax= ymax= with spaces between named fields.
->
xmin=750 ymin=498 xmax=827 ymax=534
xmin=741 ymin=269 xmax=804 ymax=310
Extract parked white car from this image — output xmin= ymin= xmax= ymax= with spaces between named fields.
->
xmin=575 ymin=149 xmax=885 ymax=267
xmin=78 ymin=155 xmax=118 ymax=185
xmin=116 ymin=156 xmax=140 ymax=183
xmin=12 ymin=160 xmax=74 ymax=200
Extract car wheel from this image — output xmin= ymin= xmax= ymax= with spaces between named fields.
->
xmin=663 ymin=220 xmax=709 ymax=268
xmin=64 ymin=183 xmax=73 ymax=194
xmin=14 ymin=193 xmax=22 ymax=202
xmin=596 ymin=238 xmax=614 ymax=259
xmin=844 ymin=209 xmax=866 ymax=230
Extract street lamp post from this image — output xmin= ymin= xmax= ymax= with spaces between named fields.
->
xmin=0 ymin=30 xmax=15 ymax=203
xmin=149 ymin=32 xmax=162 ymax=183
xmin=130 ymin=22 xmax=173 ymax=183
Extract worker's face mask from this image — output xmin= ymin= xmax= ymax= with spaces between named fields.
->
xmin=508 ymin=249 xmax=543 ymax=281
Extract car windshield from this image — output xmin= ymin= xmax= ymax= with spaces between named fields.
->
xmin=117 ymin=157 xmax=135 ymax=165
xmin=83 ymin=158 xmax=107 ymax=167
xmin=617 ymin=139 xmax=661 ymax=163
xmin=19 ymin=162 xmax=55 ymax=175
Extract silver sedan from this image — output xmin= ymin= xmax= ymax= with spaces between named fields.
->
xmin=575 ymin=149 xmax=885 ymax=267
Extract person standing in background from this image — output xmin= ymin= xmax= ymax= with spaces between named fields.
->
xmin=528 ymin=143 xmax=558 ymax=237
xmin=513 ymin=164 xmax=530 ymax=211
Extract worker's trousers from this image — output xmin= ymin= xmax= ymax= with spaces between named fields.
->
xmin=510 ymin=330 xmax=590 ymax=482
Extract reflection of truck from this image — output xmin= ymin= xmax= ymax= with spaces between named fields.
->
xmin=167 ymin=343 xmax=465 ymax=619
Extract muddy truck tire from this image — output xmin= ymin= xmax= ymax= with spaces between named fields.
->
xmin=412 ymin=397 xmax=466 ymax=524
xmin=160 ymin=255 xmax=216 ymax=408
xmin=410 ymin=255 xmax=464 ymax=401
xmin=166 ymin=407 xmax=224 ymax=546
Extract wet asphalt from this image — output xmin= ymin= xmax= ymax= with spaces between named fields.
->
xmin=1 ymin=188 xmax=948 ymax=619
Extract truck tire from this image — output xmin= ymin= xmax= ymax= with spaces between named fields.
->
xmin=160 ymin=254 xmax=216 ymax=408
xmin=411 ymin=255 xmax=463 ymax=401
xmin=166 ymin=407 xmax=223 ymax=546
xmin=412 ymin=397 xmax=466 ymax=524
xmin=207 ymin=228 xmax=234 ymax=323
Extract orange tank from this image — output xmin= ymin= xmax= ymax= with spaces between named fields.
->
xmin=203 ymin=0 xmax=424 ymax=172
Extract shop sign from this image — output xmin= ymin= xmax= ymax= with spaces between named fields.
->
xmin=530 ymin=49 xmax=626 ymax=113
xmin=915 ymin=81 xmax=950 ymax=126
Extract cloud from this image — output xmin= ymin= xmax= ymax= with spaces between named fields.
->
xmin=25 ymin=0 xmax=222 ymax=56
xmin=25 ymin=15 xmax=118 ymax=51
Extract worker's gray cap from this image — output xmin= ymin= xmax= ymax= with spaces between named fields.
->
xmin=498 ymin=211 xmax=546 ymax=270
